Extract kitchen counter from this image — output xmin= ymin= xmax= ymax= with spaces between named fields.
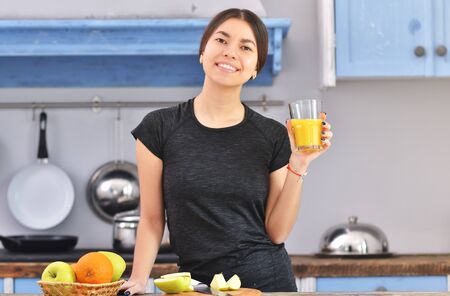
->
xmin=2 ymin=253 xmax=450 ymax=278
xmin=2 ymin=293 xmax=450 ymax=296
xmin=0 ymin=249 xmax=178 ymax=278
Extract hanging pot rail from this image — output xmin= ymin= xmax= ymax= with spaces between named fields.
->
xmin=0 ymin=95 xmax=283 ymax=112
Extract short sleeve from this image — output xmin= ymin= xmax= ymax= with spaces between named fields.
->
xmin=269 ymin=126 xmax=292 ymax=172
xmin=131 ymin=111 xmax=164 ymax=159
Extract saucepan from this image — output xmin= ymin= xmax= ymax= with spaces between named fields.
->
xmin=87 ymin=107 xmax=140 ymax=222
xmin=7 ymin=111 xmax=75 ymax=230
xmin=113 ymin=210 xmax=171 ymax=253
xmin=0 ymin=235 xmax=78 ymax=252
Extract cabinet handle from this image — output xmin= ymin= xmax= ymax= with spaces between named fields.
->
xmin=375 ymin=286 xmax=388 ymax=291
xmin=414 ymin=46 xmax=426 ymax=57
xmin=436 ymin=45 xmax=448 ymax=57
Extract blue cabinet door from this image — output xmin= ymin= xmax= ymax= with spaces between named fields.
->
xmin=434 ymin=0 xmax=450 ymax=76
xmin=335 ymin=0 xmax=434 ymax=77
xmin=317 ymin=276 xmax=448 ymax=292
xmin=14 ymin=278 xmax=42 ymax=293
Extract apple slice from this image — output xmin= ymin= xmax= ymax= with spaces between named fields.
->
xmin=210 ymin=273 xmax=229 ymax=291
xmin=161 ymin=272 xmax=191 ymax=279
xmin=154 ymin=277 xmax=190 ymax=294
xmin=226 ymin=274 xmax=241 ymax=290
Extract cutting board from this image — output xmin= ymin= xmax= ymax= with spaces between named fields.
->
xmin=165 ymin=288 xmax=262 ymax=296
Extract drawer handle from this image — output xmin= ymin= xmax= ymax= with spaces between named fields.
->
xmin=414 ymin=46 xmax=426 ymax=57
xmin=436 ymin=45 xmax=448 ymax=57
xmin=375 ymin=286 xmax=388 ymax=291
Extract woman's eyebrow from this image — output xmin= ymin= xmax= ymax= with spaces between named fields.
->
xmin=215 ymin=31 xmax=256 ymax=47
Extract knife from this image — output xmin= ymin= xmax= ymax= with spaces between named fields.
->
xmin=192 ymin=282 xmax=232 ymax=296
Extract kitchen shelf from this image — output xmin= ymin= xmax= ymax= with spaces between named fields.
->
xmin=0 ymin=18 xmax=291 ymax=87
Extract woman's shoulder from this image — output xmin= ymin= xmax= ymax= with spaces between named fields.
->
xmin=140 ymin=99 xmax=192 ymax=127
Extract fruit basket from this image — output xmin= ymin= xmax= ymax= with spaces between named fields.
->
xmin=38 ymin=280 xmax=125 ymax=296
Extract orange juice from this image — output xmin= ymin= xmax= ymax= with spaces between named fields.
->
xmin=290 ymin=119 xmax=322 ymax=151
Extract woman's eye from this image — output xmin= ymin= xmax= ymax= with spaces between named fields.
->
xmin=242 ymin=46 xmax=253 ymax=51
xmin=216 ymin=38 xmax=226 ymax=44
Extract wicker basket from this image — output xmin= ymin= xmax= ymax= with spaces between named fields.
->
xmin=38 ymin=280 xmax=125 ymax=296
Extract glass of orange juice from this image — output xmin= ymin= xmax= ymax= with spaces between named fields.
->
xmin=289 ymin=99 xmax=323 ymax=151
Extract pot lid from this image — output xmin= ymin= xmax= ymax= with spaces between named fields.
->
xmin=319 ymin=216 xmax=389 ymax=255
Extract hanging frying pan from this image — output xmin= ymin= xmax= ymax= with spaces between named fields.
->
xmin=7 ymin=111 xmax=75 ymax=230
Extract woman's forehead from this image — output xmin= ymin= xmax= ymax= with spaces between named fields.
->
xmin=213 ymin=18 xmax=256 ymax=43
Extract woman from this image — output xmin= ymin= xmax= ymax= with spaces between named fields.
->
xmin=122 ymin=8 xmax=332 ymax=294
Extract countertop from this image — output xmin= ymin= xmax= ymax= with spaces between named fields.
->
xmin=3 ymin=293 xmax=450 ymax=296
xmin=2 ymin=252 xmax=450 ymax=278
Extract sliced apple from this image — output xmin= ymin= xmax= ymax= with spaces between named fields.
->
xmin=210 ymin=273 xmax=229 ymax=291
xmin=154 ymin=277 xmax=190 ymax=294
xmin=161 ymin=272 xmax=191 ymax=279
xmin=226 ymin=274 xmax=241 ymax=291
xmin=184 ymin=285 xmax=194 ymax=292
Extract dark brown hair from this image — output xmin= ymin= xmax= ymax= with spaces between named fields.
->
xmin=198 ymin=8 xmax=268 ymax=74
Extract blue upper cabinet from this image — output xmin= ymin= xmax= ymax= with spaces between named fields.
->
xmin=434 ymin=0 xmax=450 ymax=76
xmin=335 ymin=0 xmax=449 ymax=77
xmin=0 ymin=19 xmax=290 ymax=87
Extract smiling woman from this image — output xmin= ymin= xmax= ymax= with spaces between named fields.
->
xmin=121 ymin=8 xmax=332 ymax=295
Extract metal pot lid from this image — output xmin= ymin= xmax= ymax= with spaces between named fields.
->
xmin=87 ymin=161 xmax=140 ymax=223
xmin=319 ymin=216 xmax=389 ymax=255
xmin=113 ymin=209 xmax=140 ymax=223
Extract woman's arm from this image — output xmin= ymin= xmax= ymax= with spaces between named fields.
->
xmin=265 ymin=114 xmax=332 ymax=244
xmin=121 ymin=139 xmax=165 ymax=295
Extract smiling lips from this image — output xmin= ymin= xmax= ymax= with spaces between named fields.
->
xmin=216 ymin=63 xmax=239 ymax=73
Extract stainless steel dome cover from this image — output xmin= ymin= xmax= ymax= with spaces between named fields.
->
xmin=319 ymin=216 xmax=389 ymax=255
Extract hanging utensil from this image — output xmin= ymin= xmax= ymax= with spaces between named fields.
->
xmin=7 ymin=111 xmax=75 ymax=230
xmin=87 ymin=105 xmax=140 ymax=223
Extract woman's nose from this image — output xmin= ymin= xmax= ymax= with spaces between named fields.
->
xmin=223 ymin=49 xmax=237 ymax=59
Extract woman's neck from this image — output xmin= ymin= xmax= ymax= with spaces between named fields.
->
xmin=194 ymin=78 xmax=245 ymax=128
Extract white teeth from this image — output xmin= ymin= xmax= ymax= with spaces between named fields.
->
xmin=218 ymin=63 xmax=237 ymax=71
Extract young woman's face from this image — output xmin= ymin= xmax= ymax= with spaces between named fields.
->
xmin=201 ymin=18 xmax=258 ymax=87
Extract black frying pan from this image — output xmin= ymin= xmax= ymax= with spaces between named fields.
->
xmin=0 ymin=235 xmax=78 ymax=252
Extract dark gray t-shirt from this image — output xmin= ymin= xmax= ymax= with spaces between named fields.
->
xmin=132 ymin=98 xmax=296 ymax=291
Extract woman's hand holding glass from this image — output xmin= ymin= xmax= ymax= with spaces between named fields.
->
xmin=286 ymin=112 xmax=333 ymax=174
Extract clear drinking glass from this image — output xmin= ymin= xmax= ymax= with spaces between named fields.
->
xmin=289 ymin=99 xmax=323 ymax=151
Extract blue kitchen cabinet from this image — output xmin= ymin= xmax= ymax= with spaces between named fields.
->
xmin=0 ymin=279 xmax=3 ymax=292
xmin=316 ymin=276 xmax=448 ymax=292
xmin=14 ymin=278 xmax=41 ymax=293
xmin=434 ymin=0 xmax=450 ymax=76
xmin=335 ymin=0 xmax=450 ymax=77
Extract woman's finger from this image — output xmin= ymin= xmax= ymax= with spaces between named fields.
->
xmin=321 ymin=130 xmax=333 ymax=140
xmin=125 ymin=283 xmax=145 ymax=296
xmin=322 ymin=121 xmax=331 ymax=131
xmin=320 ymin=112 xmax=327 ymax=121
xmin=120 ymin=281 xmax=134 ymax=290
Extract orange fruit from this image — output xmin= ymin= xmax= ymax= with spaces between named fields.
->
xmin=74 ymin=252 xmax=113 ymax=284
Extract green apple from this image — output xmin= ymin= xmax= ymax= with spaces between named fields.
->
xmin=98 ymin=251 xmax=126 ymax=282
xmin=154 ymin=277 xmax=191 ymax=294
xmin=41 ymin=261 xmax=76 ymax=283
xmin=210 ymin=273 xmax=229 ymax=291
xmin=226 ymin=274 xmax=241 ymax=290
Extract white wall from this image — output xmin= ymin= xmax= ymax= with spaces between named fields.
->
xmin=1 ymin=0 xmax=450 ymax=254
